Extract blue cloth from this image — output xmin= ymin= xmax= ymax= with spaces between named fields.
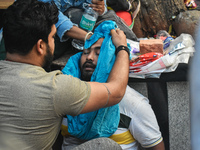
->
xmin=39 ymin=0 xmax=107 ymax=42
xmin=62 ymin=20 xmax=120 ymax=140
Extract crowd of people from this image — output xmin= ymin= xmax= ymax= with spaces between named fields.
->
xmin=0 ymin=0 xmax=165 ymax=149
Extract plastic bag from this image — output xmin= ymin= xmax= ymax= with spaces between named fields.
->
xmin=156 ymin=30 xmax=174 ymax=51
xmin=129 ymin=34 xmax=195 ymax=79
xmin=127 ymin=39 xmax=140 ymax=59
xmin=129 ymin=52 xmax=163 ymax=73
xmin=166 ymin=33 xmax=195 ymax=54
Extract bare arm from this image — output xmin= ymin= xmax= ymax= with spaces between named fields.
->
xmin=64 ymin=25 xmax=93 ymax=42
xmin=81 ymin=29 xmax=129 ymax=113
xmin=146 ymin=141 xmax=165 ymax=150
xmin=64 ymin=26 xmax=87 ymax=41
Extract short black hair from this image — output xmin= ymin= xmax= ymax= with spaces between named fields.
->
xmin=3 ymin=0 xmax=58 ymax=55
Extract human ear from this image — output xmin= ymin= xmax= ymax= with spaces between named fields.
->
xmin=36 ymin=39 xmax=45 ymax=55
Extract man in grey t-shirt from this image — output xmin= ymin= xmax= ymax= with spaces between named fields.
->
xmin=0 ymin=0 xmax=130 ymax=149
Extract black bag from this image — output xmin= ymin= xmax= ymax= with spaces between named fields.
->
xmin=107 ymin=0 xmax=131 ymax=12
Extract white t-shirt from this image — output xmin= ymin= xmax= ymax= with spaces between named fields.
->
xmin=62 ymin=85 xmax=162 ymax=150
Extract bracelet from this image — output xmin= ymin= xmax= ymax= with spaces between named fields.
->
xmin=102 ymin=84 xmax=111 ymax=107
xmin=115 ymin=45 xmax=130 ymax=56
xmin=84 ymin=32 xmax=93 ymax=42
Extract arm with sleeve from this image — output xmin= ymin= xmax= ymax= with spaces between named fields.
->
xmin=39 ymin=0 xmax=74 ymax=42
xmin=52 ymin=73 xmax=91 ymax=117
xmin=39 ymin=0 xmax=107 ymax=42
xmin=56 ymin=12 xmax=74 ymax=42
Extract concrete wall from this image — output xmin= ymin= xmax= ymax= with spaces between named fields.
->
xmin=128 ymin=81 xmax=190 ymax=150
xmin=168 ymin=82 xmax=190 ymax=150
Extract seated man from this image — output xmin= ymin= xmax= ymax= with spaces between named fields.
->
xmin=61 ymin=20 xmax=165 ymax=150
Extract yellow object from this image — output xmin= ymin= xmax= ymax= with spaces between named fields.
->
xmin=168 ymin=25 xmax=172 ymax=35
xmin=61 ymin=124 xmax=70 ymax=137
xmin=109 ymin=130 xmax=136 ymax=145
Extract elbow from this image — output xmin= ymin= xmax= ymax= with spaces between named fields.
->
xmin=106 ymin=84 xmax=128 ymax=106
xmin=113 ymin=88 xmax=126 ymax=104
xmin=118 ymin=89 xmax=126 ymax=100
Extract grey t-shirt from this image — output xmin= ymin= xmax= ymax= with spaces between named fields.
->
xmin=0 ymin=60 xmax=91 ymax=150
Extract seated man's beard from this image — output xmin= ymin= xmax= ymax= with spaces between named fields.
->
xmin=80 ymin=60 xmax=96 ymax=81
xmin=42 ymin=44 xmax=54 ymax=71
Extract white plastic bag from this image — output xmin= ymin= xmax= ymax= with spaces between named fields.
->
xmin=129 ymin=34 xmax=195 ymax=78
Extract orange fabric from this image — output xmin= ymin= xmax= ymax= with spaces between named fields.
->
xmin=116 ymin=11 xmax=133 ymax=26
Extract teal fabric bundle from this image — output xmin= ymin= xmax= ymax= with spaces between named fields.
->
xmin=62 ymin=20 xmax=120 ymax=140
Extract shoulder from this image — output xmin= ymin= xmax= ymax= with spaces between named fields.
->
xmin=119 ymin=85 xmax=149 ymax=113
xmin=52 ymin=73 xmax=91 ymax=116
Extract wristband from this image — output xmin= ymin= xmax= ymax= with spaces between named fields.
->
xmin=84 ymin=32 xmax=93 ymax=42
xmin=115 ymin=45 xmax=130 ymax=56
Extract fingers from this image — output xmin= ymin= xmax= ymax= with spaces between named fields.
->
xmin=92 ymin=0 xmax=104 ymax=4
xmin=111 ymin=29 xmax=127 ymax=48
xmin=111 ymin=28 xmax=125 ymax=37
xmin=110 ymin=29 xmax=116 ymax=36
xmin=90 ymin=4 xmax=104 ymax=9
xmin=110 ymin=29 xmax=121 ymax=38
xmin=90 ymin=0 xmax=105 ymax=15
xmin=91 ymin=7 xmax=104 ymax=14
xmin=115 ymin=28 xmax=123 ymax=34
xmin=89 ymin=5 xmax=104 ymax=15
